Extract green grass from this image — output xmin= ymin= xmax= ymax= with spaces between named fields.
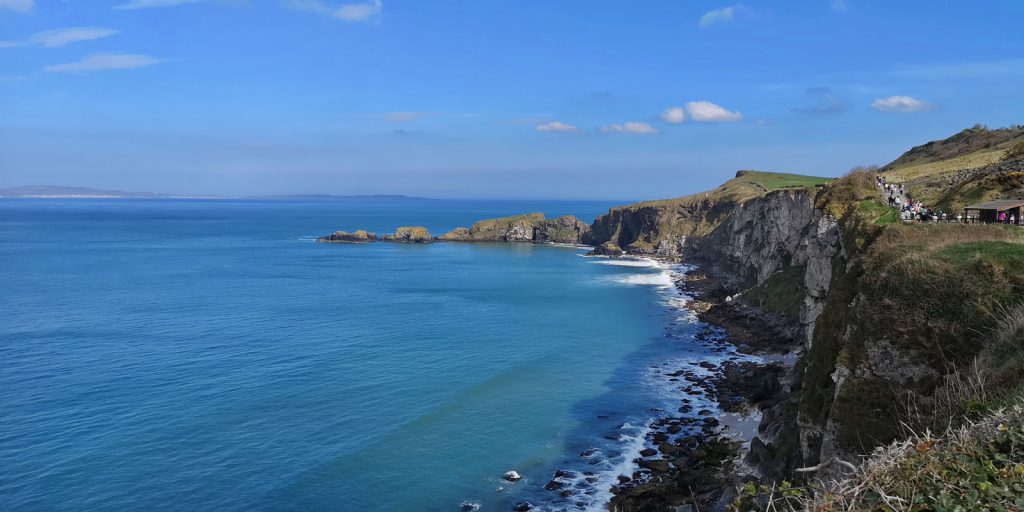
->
xmin=856 ymin=199 xmax=900 ymax=225
xmin=735 ymin=170 xmax=833 ymax=191
xmin=936 ymin=241 xmax=1024 ymax=268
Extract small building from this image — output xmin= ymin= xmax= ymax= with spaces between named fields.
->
xmin=964 ymin=199 xmax=1024 ymax=224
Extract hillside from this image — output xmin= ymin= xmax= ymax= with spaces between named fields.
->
xmin=585 ymin=126 xmax=1024 ymax=511
xmin=880 ymin=125 xmax=1024 ymax=212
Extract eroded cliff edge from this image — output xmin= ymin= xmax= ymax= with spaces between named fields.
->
xmin=589 ymin=132 xmax=1024 ymax=507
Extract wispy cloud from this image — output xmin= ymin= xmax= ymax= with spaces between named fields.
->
xmin=287 ymin=0 xmax=383 ymax=22
xmin=792 ymin=87 xmax=846 ymax=114
xmin=1 ymin=28 xmax=120 ymax=49
xmin=0 ymin=0 xmax=33 ymax=13
xmin=535 ymin=121 xmax=579 ymax=133
xmin=600 ymin=121 xmax=658 ymax=134
xmin=660 ymin=106 xmax=686 ymax=124
xmin=382 ymin=111 xmax=427 ymax=123
xmin=686 ymin=101 xmax=743 ymax=122
xmin=698 ymin=4 xmax=751 ymax=28
xmin=830 ymin=0 xmax=847 ymax=12
xmin=44 ymin=53 xmax=161 ymax=73
xmin=870 ymin=95 xmax=936 ymax=113
xmin=891 ymin=59 xmax=1024 ymax=80
xmin=113 ymin=0 xmax=205 ymax=9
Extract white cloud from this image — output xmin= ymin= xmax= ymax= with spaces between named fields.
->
xmin=600 ymin=121 xmax=658 ymax=134
xmin=44 ymin=53 xmax=160 ymax=73
xmin=830 ymin=0 xmax=847 ymax=11
xmin=287 ymin=0 xmax=383 ymax=22
xmin=685 ymin=101 xmax=743 ymax=122
xmin=0 ymin=0 xmax=33 ymax=13
xmin=28 ymin=27 xmax=119 ymax=48
xmin=113 ymin=0 xmax=204 ymax=9
xmin=870 ymin=95 xmax=936 ymax=113
xmin=699 ymin=6 xmax=734 ymax=28
xmin=660 ymin=106 xmax=686 ymax=124
xmin=535 ymin=121 xmax=579 ymax=133
xmin=383 ymin=111 xmax=427 ymax=123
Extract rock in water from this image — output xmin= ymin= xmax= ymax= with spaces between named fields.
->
xmin=503 ymin=470 xmax=523 ymax=482
xmin=587 ymin=241 xmax=624 ymax=256
xmin=512 ymin=502 xmax=532 ymax=511
xmin=316 ymin=229 xmax=377 ymax=243
xmin=383 ymin=226 xmax=433 ymax=243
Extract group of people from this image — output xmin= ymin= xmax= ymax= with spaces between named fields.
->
xmin=874 ymin=174 xmax=1019 ymax=224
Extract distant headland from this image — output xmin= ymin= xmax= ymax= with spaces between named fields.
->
xmin=0 ymin=186 xmax=426 ymax=201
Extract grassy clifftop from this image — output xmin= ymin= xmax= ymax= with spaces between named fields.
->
xmin=880 ymin=125 xmax=1024 ymax=212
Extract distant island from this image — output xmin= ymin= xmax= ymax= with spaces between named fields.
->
xmin=0 ymin=185 xmax=157 ymax=198
xmin=0 ymin=186 xmax=426 ymax=201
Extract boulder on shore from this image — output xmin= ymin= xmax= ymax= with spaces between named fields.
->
xmin=317 ymin=229 xmax=377 ymax=243
xmin=382 ymin=226 xmax=433 ymax=243
xmin=587 ymin=241 xmax=624 ymax=256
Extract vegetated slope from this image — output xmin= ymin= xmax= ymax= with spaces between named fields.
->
xmin=880 ymin=124 xmax=1024 ymax=212
xmin=585 ymin=127 xmax=1024 ymax=510
xmin=728 ymin=144 xmax=1024 ymax=510
xmin=734 ymin=402 xmax=1024 ymax=511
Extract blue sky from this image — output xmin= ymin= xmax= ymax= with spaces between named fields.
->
xmin=1 ymin=0 xmax=1022 ymax=199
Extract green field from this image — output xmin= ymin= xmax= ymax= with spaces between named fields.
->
xmin=735 ymin=170 xmax=833 ymax=191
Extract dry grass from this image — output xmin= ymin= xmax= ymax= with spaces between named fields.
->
xmin=731 ymin=402 xmax=1024 ymax=511
xmin=815 ymin=167 xmax=878 ymax=219
xmin=884 ymin=147 xmax=1009 ymax=183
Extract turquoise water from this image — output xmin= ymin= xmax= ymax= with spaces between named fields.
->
xmin=0 ymin=199 xmax=712 ymax=511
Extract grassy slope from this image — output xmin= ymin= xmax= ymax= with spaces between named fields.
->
xmin=632 ymin=170 xmax=832 ymax=209
xmin=880 ymin=125 xmax=1024 ymax=212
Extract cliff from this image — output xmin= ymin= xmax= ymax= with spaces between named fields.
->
xmin=588 ymin=134 xmax=1024 ymax=507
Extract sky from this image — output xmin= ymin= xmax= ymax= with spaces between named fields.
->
xmin=1 ymin=0 xmax=1023 ymax=200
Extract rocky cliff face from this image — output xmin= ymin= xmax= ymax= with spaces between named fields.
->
xmin=589 ymin=186 xmax=860 ymax=477
xmin=589 ymin=188 xmax=842 ymax=346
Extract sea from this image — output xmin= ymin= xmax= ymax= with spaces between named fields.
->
xmin=0 ymin=198 xmax=743 ymax=511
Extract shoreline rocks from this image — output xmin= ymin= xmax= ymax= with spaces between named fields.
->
xmin=586 ymin=241 xmax=623 ymax=256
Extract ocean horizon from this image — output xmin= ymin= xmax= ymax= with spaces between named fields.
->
xmin=0 ymin=198 xmax=744 ymax=511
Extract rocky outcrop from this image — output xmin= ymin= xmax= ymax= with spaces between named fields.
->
xmin=587 ymin=241 xmax=623 ymax=256
xmin=382 ymin=226 xmax=433 ymax=243
xmin=440 ymin=213 xmax=592 ymax=244
xmin=438 ymin=227 xmax=471 ymax=241
xmin=535 ymin=215 xmax=592 ymax=244
xmin=317 ymin=229 xmax=377 ymax=243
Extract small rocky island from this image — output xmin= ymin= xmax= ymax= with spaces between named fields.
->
xmin=317 ymin=213 xmax=594 ymax=246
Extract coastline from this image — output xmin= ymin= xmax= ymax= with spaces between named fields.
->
xmin=597 ymin=259 xmax=801 ymax=511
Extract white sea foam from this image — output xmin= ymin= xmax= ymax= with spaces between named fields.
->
xmin=605 ymin=272 xmax=675 ymax=288
xmin=589 ymin=257 xmax=661 ymax=268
